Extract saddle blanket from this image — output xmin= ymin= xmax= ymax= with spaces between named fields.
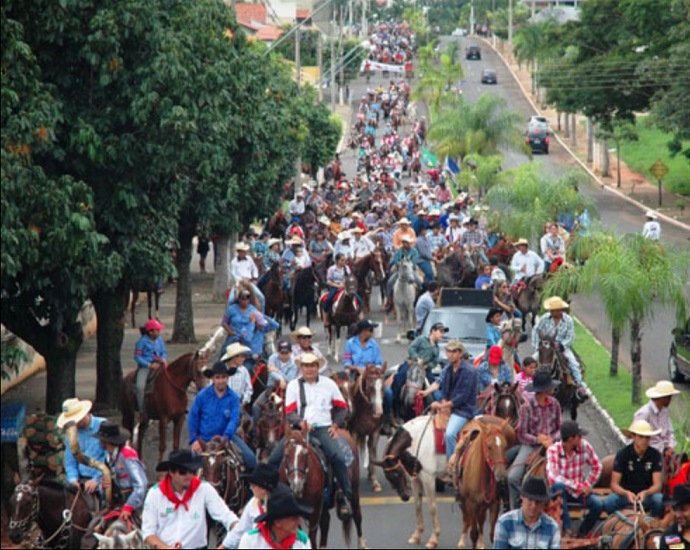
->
xmin=320 ymin=290 xmax=360 ymax=312
xmin=435 ymin=427 xmax=446 ymax=455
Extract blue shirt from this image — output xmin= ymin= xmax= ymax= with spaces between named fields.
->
xmin=222 ymin=303 xmax=259 ymax=347
xmin=475 ymin=275 xmax=492 ymax=289
xmin=477 ymin=360 xmax=514 ymax=393
xmin=134 ymin=335 xmax=167 ymax=369
xmin=187 ymin=384 xmax=241 ymax=444
xmin=493 ymin=508 xmax=561 ymax=549
xmin=486 ymin=323 xmax=502 ymax=349
xmin=439 ymin=360 xmax=477 ymax=419
xmin=343 ymin=336 xmax=383 ymax=369
xmin=267 ymin=353 xmax=299 ymax=384
xmin=248 ymin=315 xmax=280 ymax=355
xmin=415 ymin=291 xmax=435 ymax=329
xmin=64 ymin=416 xmax=107 ymax=483
xmin=391 ymin=246 xmax=419 ymax=265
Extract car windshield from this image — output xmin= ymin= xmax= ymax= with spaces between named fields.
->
xmin=422 ymin=309 xmax=486 ymax=341
xmin=483 ymin=70 xmax=495 ymax=76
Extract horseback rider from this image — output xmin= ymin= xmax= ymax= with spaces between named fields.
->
xmin=288 ymin=192 xmax=306 ymax=221
xmin=188 ymin=350 xmax=257 ymax=472
xmin=267 ymin=353 xmax=354 ymax=520
xmin=291 ymin=326 xmax=329 ymax=374
xmin=477 ymin=345 xmax=514 ymax=394
xmin=532 ymin=296 xmax=588 ymax=401
xmin=459 ymin=218 xmax=489 ymax=264
xmin=222 ymin=288 xmax=261 ymax=351
xmin=633 ymin=380 xmax=680 ymax=457
xmin=333 ymin=231 xmax=355 ymax=262
xmin=92 ymin=422 xmax=148 ymax=522
xmin=228 ymin=242 xmax=265 ymax=313
xmin=343 ymin=319 xmax=396 ymax=435
xmin=658 ymin=485 xmax=690 ymax=550
xmin=134 ymin=319 xmax=168 ymax=411
xmin=415 ymin=224 xmax=435 ymax=284
xmin=510 ymin=238 xmax=544 ymax=283
xmin=351 ymin=226 xmax=375 ymax=259
xmin=385 ymin=234 xmax=422 ymax=311
xmin=281 ymin=236 xmax=304 ymax=293
xmin=392 ymin=217 xmax=416 ymax=249
xmin=323 ymin=253 xmax=351 ymax=328
xmin=257 ymin=238 xmax=282 ymax=289
xmin=540 ymin=223 xmax=566 ymax=272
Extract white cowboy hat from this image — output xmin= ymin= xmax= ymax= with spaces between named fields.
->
xmin=397 ymin=217 xmax=411 ymax=225
xmin=645 ymin=380 xmax=680 ymax=399
xmin=622 ymin=419 xmax=662 ymax=438
xmin=288 ymin=236 xmax=303 ymax=246
xmin=221 ymin=342 xmax=252 ymax=362
xmin=57 ymin=398 xmax=93 ymax=428
xmin=645 ymin=210 xmax=658 ymax=220
xmin=268 ymin=238 xmax=282 ymax=248
xmin=448 ymin=214 xmax=459 ymax=221
xmin=318 ymin=216 xmax=331 ymax=226
xmin=296 ymin=353 xmax=326 ymax=369
xmin=515 ymin=238 xmax=529 ymax=246
xmin=291 ymin=326 xmax=315 ymax=341
xmin=543 ymin=296 xmax=570 ymax=311
xmin=338 ymin=231 xmax=351 ymax=241
xmin=429 ymin=209 xmax=441 ymax=217
xmin=235 ymin=242 xmax=250 ymax=252
xmin=401 ymin=235 xmax=414 ymax=243
xmin=350 ymin=226 xmax=364 ymax=233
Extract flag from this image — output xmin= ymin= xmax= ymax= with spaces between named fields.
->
xmin=421 ymin=148 xmax=438 ymax=168
xmin=444 ymin=156 xmax=460 ymax=177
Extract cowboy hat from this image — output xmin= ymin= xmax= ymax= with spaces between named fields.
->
xmin=203 ymin=360 xmax=232 ymax=378
xmin=400 ymin=235 xmax=413 ymax=243
xmin=92 ymin=421 xmax=130 ymax=446
xmin=268 ymin=238 xmax=282 ymax=248
xmin=645 ymin=210 xmax=658 ymax=220
xmin=296 ymin=353 xmax=326 ymax=369
xmin=519 ymin=476 xmax=552 ymax=503
xmin=220 ymin=343 xmax=251 ymax=362
xmin=318 ymin=215 xmax=331 ymax=226
xmin=240 ymin=463 xmax=280 ymax=491
xmin=622 ymin=419 xmax=662 ymax=438
xmin=448 ymin=214 xmax=460 ymax=221
xmin=525 ymin=368 xmax=561 ymax=393
xmin=645 ymin=380 xmax=680 ymax=399
xmin=663 ymin=484 xmax=690 ymax=507
xmin=397 ymin=217 xmax=411 ymax=225
xmin=156 ymin=449 xmax=204 ymax=473
xmin=57 ymin=398 xmax=93 ymax=428
xmin=445 ymin=340 xmax=465 ymax=352
xmin=515 ymin=238 xmax=529 ymax=246
xmin=543 ymin=296 xmax=570 ymax=311
xmin=485 ymin=307 xmax=504 ymax=323
xmin=144 ymin=319 xmax=165 ymax=332
xmin=350 ymin=226 xmax=364 ymax=233
xmin=429 ymin=209 xmax=441 ymax=217
xmin=338 ymin=231 xmax=351 ymax=241
xmin=254 ymin=483 xmax=313 ymax=523
xmin=291 ymin=326 xmax=315 ymax=341
xmin=235 ymin=242 xmax=250 ymax=252
xmin=288 ymin=236 xmax=303 ymax=246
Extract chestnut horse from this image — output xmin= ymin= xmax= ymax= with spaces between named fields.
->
xmin=121 ymin=351 xmax=209 ymax=463
xmin=200 ymin=436 xmax=247 ymax=513
xmin=255 ymin=393 xmax=284 ymax=463
xmin=263 ymin=262 xmax=284 ymax=324
xmin=352 ymin=255 xmax=373 ymax=315
xmin=281 ymin=426 xmax=365 ymax=549
xmin=323 ymin=274 xmax=361 ymax=361
xmin=266 ymin=209 xmax=288 ymax=239
xmin=348 ymin=364 xmax=386 ymax=493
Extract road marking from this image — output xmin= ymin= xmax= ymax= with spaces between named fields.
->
xmin=360 ymin=495 xmax=456 ymax=506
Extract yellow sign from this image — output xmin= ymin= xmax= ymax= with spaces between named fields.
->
xmin=649 ymin=159 xmax=669 ymax=180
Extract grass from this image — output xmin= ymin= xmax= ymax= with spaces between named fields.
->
xmin=573 ymin=320 xmax=688 ymax=453
xmin=618 ymin=117 xmax=690 ymax=196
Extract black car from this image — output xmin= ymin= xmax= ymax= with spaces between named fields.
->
xmin=525 ymin=126 xmax=550 ymax=154
xmin=481 ymin=69 xmax=497 ymax=84
xmin=669 ymin=317 xmax=690 ymax=382
xmin=465 ymin=46 xmax=481 ymax=60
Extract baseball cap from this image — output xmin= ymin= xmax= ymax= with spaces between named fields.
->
xmin=561 ymin=420 xmax=588 ymax=440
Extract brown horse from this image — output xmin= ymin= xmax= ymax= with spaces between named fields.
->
xmin=121 ymin=351 xmax=209 ymax=463
xmin=129 ymin=278 xmax=163 ymax=328
xmin=255 ymin=393 xmax=284 ymax=463
xmin=199 ymin=436 xmax=247 ymax=513
xmin=266 ymin=209 xmax=288 ymax=239
xmin=352 ymin=255 xmax=373 ymax=315
xmin=323 ymin=274 xmax=361 ymax=361
xmin=596 ymin=510 xmax=670 ymax=549
xmin=263 ymin=262 xmax=284 ymax=324
xmin=450 ymin=416 xmax=514 ymax=549
xmin=482 ymin=382 xmax=523 ymax=428
xmin=537 ymin=335 xmax=580 ymax=420
xmin=280 ymin=426 xmax=365 ymax=549
xmin=348 ymin=364 xmax=387 ymax=493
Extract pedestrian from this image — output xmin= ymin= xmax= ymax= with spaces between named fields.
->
xmin=142 ymin=449 xmax=239 ymax=549
xmin=642 ymin=210 xmax=661 ymax=241
xmin=658 ymin=485 xmax=690 ymax=550
xmin=415 ymin=281 xmax=440 ymax=331
xmin=633 ymin=380 xmax=680 ymax=456
xmin=134 ymin=319 xmax=167 ymax=411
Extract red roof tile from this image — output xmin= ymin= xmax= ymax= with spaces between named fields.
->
xmin=296 ymin=9 xmax=311 ymax=19
xmin=256 ymin=26 xmax=283 ymax=40
xmin=235 ymin=3 xmax=267 ymax=25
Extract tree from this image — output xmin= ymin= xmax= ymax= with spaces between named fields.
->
xmin=458 ymin=153 xmax=505 ymax=199
xmin=597 ymin=122 xmax=639 ymax=188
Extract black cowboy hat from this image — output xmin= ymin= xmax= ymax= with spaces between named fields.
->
xmin=156 ymin=449 xmax=204 ymax=472
xmin=240 ymin=463 xmax=280 ymax=491
xmin=92 ymin=421 xmax=130 ymax=446
xmin=525 ymin=368 xmax=561 ymax=393
xmin=664 ymin=484 xmax=690 ymax=507
xmin=255 ymin=483 xmax=313 ymax=523
xmin=357 ymin=319 xmax=379 ymax=332
xmin=519 ymin=476 xmax=552 ymax=503
xmin=203 ymin=361 xmax=231 ymax=378
xmin=485 ymin=308 xmax=504 ymax=323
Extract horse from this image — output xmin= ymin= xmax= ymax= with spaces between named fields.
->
xmin=280 ymin=426 xmax=365 ymax=549
xmin=290 ymin=267 xmax=317 ymax=331
xmin=199 ymin=436 xmax=247 ymax=525
xmin=373 ymin=415 xmax=446 ymax=549
xmin=393 ymin=257 xmax=417 ymax=342
xmin=323 ymin=274 xmax=361 ymax=361
xmin=371 ymin=245 xmax=390 ymax=310
xmin=266 ymin=209 xmax=288 ymax=238
xmin=129 ymin=278 xmax=163 ymax=328
xmin=87 ymin=519 xmax=142 ymax=549
xmin=351 ymin=255 xmax=373 ymax=315
xmin=447 ymin=416 xmax=513 ymax=548
xmin=8 ymin=476 xmax=93 ymax=548
xmin=537 ymin=334 xmax=580 ymax=420
xmin=397 ymin=358 xmax=429 ymax=422
xmin=121 ymin=350 xmax=209 ymax=463
xmin=481 ymin=382 xmax=523 ymax=428
xmin=263 ymin=262 xmax=284 ymax=326
xmin=436 ymin=248 xmax=465 ymax=288
xmin=595 ymin=509 xmax=668 ymax=549
xmin=348 ymin=364 xmax=386 ymax=493
xmin=255 ymin=393 xmax=284 ymax=463
xmin=515 ymin=274 xmax=544 ymax=330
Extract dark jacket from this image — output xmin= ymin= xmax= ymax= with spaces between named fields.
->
xmin=439 ymin=359 xmax=478 ymax=419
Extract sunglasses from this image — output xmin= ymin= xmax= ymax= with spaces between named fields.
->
xmin=172 ymin=467 xmax=193 ymax=475
xmin=239 ymin=295 xmax=251 ymax=300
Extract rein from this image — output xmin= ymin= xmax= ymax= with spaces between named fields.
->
xmin=163 ymin=354 xmax=197 ymax=394
xmin=35 ymin=484 xmax=86 ymax=549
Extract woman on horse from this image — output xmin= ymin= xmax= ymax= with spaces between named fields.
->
xmin=134 ymin=319 xmax=168 ymax=411
xmin=323 ymin=253 xmax=351 ymax=327
xmin=257 ymin=238 xmax=282 ymax=290
xmin=222 ymin=289 xmax=261 ymax=351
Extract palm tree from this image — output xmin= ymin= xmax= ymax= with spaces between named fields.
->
xmin=413 ymin=43 xmax=464 ymax=116
xmin=546 ymin=233 xmax=690 ymax=404
xmin=513 ymin=20 xmax=556 ymax=95
xmin=459 ymin=153 xmax=505 ymax=200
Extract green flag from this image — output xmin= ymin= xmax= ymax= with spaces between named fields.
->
xmin=421 ymin=148 xmax=438 ymax=168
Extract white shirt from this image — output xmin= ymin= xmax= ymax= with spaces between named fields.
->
xmin=352 ymin=236 xmax=375 ymax=259
xmin=238 ymin=528 xmax=311 ymax=549
xmin=222 ymin=496 xmax=264 ymax=548
xmin=285 ymin=376 xmax=345 ymax=428
xmin=228 ymin=366 xmax=253 ymax=404
xmin=510 ymin=250 xmax=545 ymax=281
xmin=230 ymin=256 xmax=258 ymax=281
xmin=292 ymin=252 xmax=312 ymax=270
xmin=288 ymin=199 xmax=305 ymax=216
xmin=445 ymin=224 xmax=462 ymax=244
xmin=333 ymin=241 xmax=354 ymax=261
xmin=142 ymin=479 xmax=238 ymax=548
xmin=642 ymin=220 xmax=661 ymax=241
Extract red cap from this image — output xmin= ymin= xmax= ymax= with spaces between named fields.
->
xmin=145 ymin=319 xmax=165 ymax=332
xmin=488 ymin=345 xmax=502 ymax=364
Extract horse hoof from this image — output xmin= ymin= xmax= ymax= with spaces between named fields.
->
xmin=358 ymin=538 xmax=369 ymax=549
xmin=408 ymin=534 xmax=421 ymax=544
xmin=372 ymin=481 xmax=382 ymax=493
xmin=425 ymin=540 xmax=438 ymax=549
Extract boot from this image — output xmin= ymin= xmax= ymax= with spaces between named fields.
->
xmin=336 ymin=490 xmax=353 ymax=521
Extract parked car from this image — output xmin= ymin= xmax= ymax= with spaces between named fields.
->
xmin=465 ymin=46 xmax=481 ymax=60
xmin=481 ymin=69 xmax=497 ymax=84
xmin=669 ymin=318 xmax=690 ymax=382
xmin=525 ymin=126 xmax=550 ymax=154
xmin=452 ymin=28 xmax=468 ymax=37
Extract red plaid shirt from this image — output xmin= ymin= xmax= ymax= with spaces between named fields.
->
xmin=517 ymin=395 xmax=562 ymax=446
xmin=546 ymin=439 xmax=602 ymax=497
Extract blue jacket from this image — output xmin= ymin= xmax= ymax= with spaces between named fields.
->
xmin=248 ymin=315 xmax=280 ymax=356
xmin=64 ymin=416 xmax=107 ymax=483
xmin=187 ymin=385 xmax=241 ymax=444
xmin=134 ymin=335 xmax=167 ymax=369
xmin=439 ymin=360 xmax=477 ymax=419
xmin=486 ymin=324 xmax=502 ymax=349
xmin=343 ymin=336 xmax=383 ymax=369
xmin=222 ymin=303 xmax=259 ymax=347
xmin=477 ymin=360 xmax=514 ymax=393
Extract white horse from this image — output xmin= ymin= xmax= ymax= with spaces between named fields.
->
xmin=92 ymin=520 xmax=143 ymax=549
xmin=393 ymin=257 xmax=417 ymax=342
xmin=373 ymin=415 xmax=447 ymax=549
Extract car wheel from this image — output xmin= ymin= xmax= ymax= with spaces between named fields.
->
xmin=668 ymin=352 xmax=686 ymax=382
xmin=544 ymin=147 xmax=549 ymax=154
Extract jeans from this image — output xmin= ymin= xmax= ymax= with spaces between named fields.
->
xmin=445 ymin=414 xmax=470 ymax=461
xmin=228 ymin=283 xmax=265 ymax=313
xmin=603 ymin=492 xmax=664 ymax=518
xmin=551 ymin=482 xmax=603 ymax=535
xmin=232 ymin=434 xmax=257 ymax=471
xmin=417 ymin=261 xmax=434 ymax=283
xmin=507 ymin=444 xmax=538 ymax=509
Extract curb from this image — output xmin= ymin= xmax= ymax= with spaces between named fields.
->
xmin=479 ymin=37 xmax=690 ymax=233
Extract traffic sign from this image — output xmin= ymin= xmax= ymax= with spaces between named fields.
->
xmin=649 ymin=159 xmax=669 ymax=180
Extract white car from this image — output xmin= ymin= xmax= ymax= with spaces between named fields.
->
xmin=452 ymin=28 xmax=468 ymax=37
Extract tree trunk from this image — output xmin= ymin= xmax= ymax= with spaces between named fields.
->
xmin=630 ymin=318 xmax=643 ymax=405
xmin=42 ymin=323 xmax=84 ymax=414
xmin=563 ymin=112 xmax=570 ymax=139
xmin=609 ymin=326 xmax=620 ymax=376
xmin=571 ymin=113 xmax=577 ymax=146
xmin=171 ymin=226 xmax=196 ymax=343
xmin=616 ymin=140 xmax=622 ymax=188
xmin=91 ymin=282 xmax=128 ymax=411
xmin=213 ymin=233 xmax=230 ymax=302
xmin=601 ymin=137 xmax=610 ymax=177
xmin=586 ymin=117 xmax=593 ymax=163
xmin=557 ymin=112 xmax=561 ymax=132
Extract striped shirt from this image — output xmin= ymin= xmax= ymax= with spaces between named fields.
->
xmin=517 ymin=394 xmax=562 ymax=447
xmin=493 ymin=509 xmax=561 ymax=549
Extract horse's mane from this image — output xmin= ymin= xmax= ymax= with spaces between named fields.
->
xmin=386 ymin=426 xmax=412 ymax=457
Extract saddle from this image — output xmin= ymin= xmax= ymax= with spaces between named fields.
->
xmin=510 ymin=280 xmax=527 ymax=301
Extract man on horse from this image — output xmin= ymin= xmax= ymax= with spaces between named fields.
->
xmin=510 ymin=238 xmax=544 ymax=283
xmin=415 ymin=224 xmax=435 ymax=284
xmin=288 ymin=192 xmax=306 ymax=221
xmin=222 ymin=288 xmax=261 ymax=351
xmin=257 ymin=238 xmax=282 ymax=289
xmin=229 ymin=242 xmax=265 ymax=312
xmin=385 ymin=235 xmax=422 ymax=311
xmin=57 ymin=398 xmax=107 ymax=497
xmin=251 ymin=339 xmax=297 ymax=434
xmin=546 ymin=420 xmax=603 ymax=538
xmin=633 ymin=380 xmax=680 ymax=457
xmin=333 ymin=231 xmax=355 ymax=262
xmin=134 ymin=319 xmax=167 ymax=411
xmin=291 ymin=326 xmax=329 ymax=374
xmin=267 ymin=353 xmax=354 ymax=520
xmin=142 ymin=449 xmax=239 ymax=549
xmin=507 ymin=368 xmax=562 ymax=509
xmin=532 ymin=296 xmax=588 ymax=401
xmin=323 ymin=253 xmax=351 ymax=328
xmin=351 ymin=226 xmax=375 ymax=259
xmin=540 ymin=223 xmax=566 ymax=272
xmin=459 ymin=218 xmax=489 ymax=264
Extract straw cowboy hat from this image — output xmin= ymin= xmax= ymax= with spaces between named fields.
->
xmin=268 ymin=238 xmax=282 ymax=248
xmin=622 ymin=419 xmax=662 ymax=439
xmin=397 ymin=217 xmax=411 ymax=225
xmin=543 ymin=296 xmax=570 ymax=311
xmin=235 ymin=242 xmax=250 ymax=252
xmin=400 ymin=235 xmax=413 ymax=243
xmin=57 ymin=398 xmax=93 ymax=428
xmin=645 ymin=380 xmax=680 ymax=399
xmin=220 ymin=342 xmax=252 ymax=362
xmin=645 ymin=210 xmax=659 ymax=220
xmin=350 ymin=226 xmax=364 ymax=234
xmin=288 ymin=236 xmax=303 ymax=246
xmin=291 ymin=326 xmax=315 ymax=341
xmin=515 ymin=238 xmax=529 ymax=246
xmin=296 ymin=353 xmax=326 ymax=369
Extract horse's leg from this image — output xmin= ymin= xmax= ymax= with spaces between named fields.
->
xmin=147 ymin=290 xmax=153 ymax=320
xmin=424 ymin=473 xmax=440 ymax=549
xmin=488 ymin=500 xmax=500 ymax=547
xmin=136 ymin=415 xmax=147 ymax=462
xmin=458 ymin=500 xmax=469 ymax=548
xmin=334 ymin=326 xmax=340 ymax=363
xmin=158 ymin=416 xmax=168 ymax=463
xmin=318 ymin=507 xmax=329 ymax=549
xmin=369 ymin=432 xmax=382 ymax=492
xmin=172 ymin=416 xmax=183 ymax=451
xmin=408 ymin=476 xmax=425 ymax=544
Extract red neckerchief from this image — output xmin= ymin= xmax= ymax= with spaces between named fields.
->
xmin=159 ymin=474 xmax=201 ymax=511
xmin=257 ymin=522 xmax=297 ymax=549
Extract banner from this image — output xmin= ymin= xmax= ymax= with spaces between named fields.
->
xmin=360 ymin=60 xmax=406 ymax=74
xmin=421 ymin=148 xmax=438 ymax=168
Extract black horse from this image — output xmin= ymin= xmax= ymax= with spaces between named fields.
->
xmin=537 ymin=335 xmax=581 ymax=420
xmin=290 ymin=267 xmax=317 ymax=330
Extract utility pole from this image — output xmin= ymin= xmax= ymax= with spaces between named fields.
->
xmin=338 ymin=6 xmax=345 ymax=105
xmin=330 ymin=14 xmax=337 ymax=111
xmin=317 ymin=32 xmax=323 ymax=102
xmin=295 ymin=25 xmax=301 ymax=197
xmin=508 ymin=0 xmax=513 ymax=43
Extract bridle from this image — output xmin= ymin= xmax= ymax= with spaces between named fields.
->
xmin=9 ymin=483 xmax=39 ymax=535
xmin=284 ymin=439 xmax=311 ymax=480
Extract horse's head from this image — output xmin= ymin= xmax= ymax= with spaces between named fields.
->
xmin=399 ymin=257 xmax=415 ymax=282
xmin=528 ymin=274 xmax=545 ymax=292
xmin=358 ymin=364 xmax=386 ymax=418
xmin=493 ymin=382 xmax=521 ymax=427
xmin=537 ymin=335 xmax=557 ymax=368
xmin=200 ymin=436 xmax=228 ymax=490
xmin=257 ymin=399 xmax=284 ymax=451
xmin=191 ymin=350 xmax=211 ymax=391
xmin=283 ymin=430 xmax=311 ymax=498
xmin=93 ymin=529 xmax=141 ymax=549
xmin=482 ymin=424 xmax=510 ymax=483
xmin=372 ymin=429 xmax=418 ymax=501
xmin=344 ymin=274 xmax=358 ymax=296
xmin=8 ymin=475 xmax=38 ymax=544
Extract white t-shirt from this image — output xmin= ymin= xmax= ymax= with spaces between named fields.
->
xmin=642 ymin=220 xmax=661 ymax=241
xmin=230 ymin=256 xmax=258 ymax=281
xmin=222 ymin=496 xmax=264 ymax=548
xmin=238 ymin=527 xmax=311 ymax=549
xmin=285 ymin=376 xmax=346 ymax=428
